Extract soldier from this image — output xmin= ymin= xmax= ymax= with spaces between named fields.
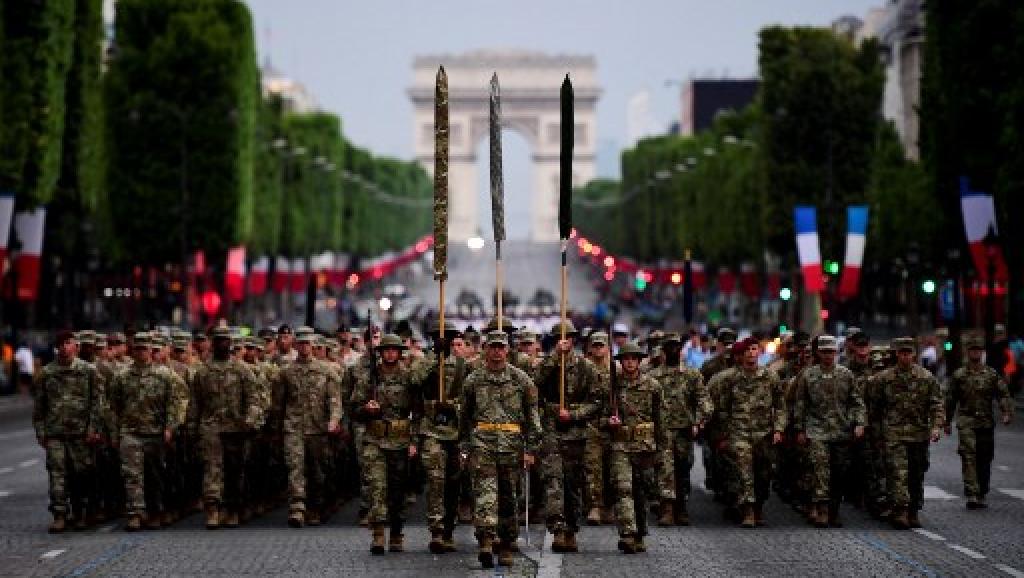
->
xmin=107 ymin=332 xmax=189 ymax=531
xmin=344 ymin=325 xmax=383 ymax=527
xmin=701 ymin=328 xmax=737 ymax=502
xmin=602 ymin=342 xmax=666 ymax=554
xmin=168 ymin=333 xmax=202 ymax=518
xmin=280 ymin=327 xmax=343 ymax=528
xmin=583 ymin=331 xmax=614 ymax=526
xmin=34 ymin=331 xmax=105 ymax=532
xmin=652 ymin=332 xmax=710 ymax=526
xmin=945 ymin=336 xmax=1014 ymax=509
xmin=274 ymin=324 xmax=298 ymax=365
xmin=717 ymin=337 xmax=785 ymax=527
xmin=843 ymin=331 xmax=874 ymax=511
xmin=777 ymin=332 xmax=812 ymax=512
xmin=192 ymin=327 xmax=263 ymax=529
xmin=871 ymin=337 xmax=944 ymax=529
xmin=459 ymin=331 xmax=542 ymax=569
xmin=533 ymin=320 xmax=605 ymax=552
xmin=350 ymin=333 xmax=417 ymax=554
xmin=792 ymin=335 xmax=866 ymax=527
xmin=192 ymin=330 xmax=210 ymax=363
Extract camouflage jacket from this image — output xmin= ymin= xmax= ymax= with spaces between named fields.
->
xmin=192 ymin=359 xmax=262 ymax=434
xmin=410 ymin=352 xmax=470 ymax=442
xmin=470 ymin=350 xmax=536 ymax=378
xmin=845 ymin=358 xmax=881 ymax=431
xmin=718 ymin=366 xmax=786 ymax=439
xmin=281 ymin=359 xmax=343 ymax=436
xmin=33 ymin=358 xmax=105 ymax=439
xmin=459 ymin=363 xmax=542 ymax=454
xmin=700 ymin=352 xmax=732 ymax=383
xmin=871 ymin=363 xmax=944 ymax=443
xmin=946 ymin=363 xmax=1013 ymax=429
xmin=349 ymin=363 xmax=417 ymax=450
xmin=603 ymin=372 xmax=668 ymax=454
xmin=108 ymin=362 xmax=188 ymax=437
xmin=792 ymin=364 xmax=866 ymax=442
xmin=533 ymin=351 xmax=605 ymax=441
xmin=649 ymin=363 xmax=710 ymax=430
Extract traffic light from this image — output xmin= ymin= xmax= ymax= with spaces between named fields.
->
xmin=820 ymin=308 xmax=830 ymax=321
xmin=943 ymin=340 xmax=953 ymax=352
xmin=921 ymin=279 xmax=936 ymax=294
xmin=634 ymin=277 xmax=647 ymax=291
xmin=824 ymin=260 xmax=840 ymax=275
xmin=779 ymin=287 xmax=792 ymax=301
xmin=779 ymin=324 xmax=788 ymax=334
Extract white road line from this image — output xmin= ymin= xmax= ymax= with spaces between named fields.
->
xmin=0 ymin=467 xmax=13 ymax=475
xmin=535 ymin=531 xmax=564 ymax=578
xmin=98 ymin=524 xmax=116 ymax=533
xmin=912 ymin=528 xmax=946 ymax=541
xmin=948 ymin=544 xmax=986 ymax=560
xmin=0 ymin=490 xmax=11 ymax=498
xmin=19 ymin=458 xmax=39 ymax=468
xmin=0 ymin=429 xmax=33 ymax=441
xmin=40 ymin=549 xmax=65 ymax=560
xmin=996 ymin=465 xmax=1011 ymax=472
xmin=998 ymin=489 xmax=1024 ymax=501
xmin=923 ymin=485 xmax=957 ymax=500
xmin=995 ymin=563 xmax=1024 ymax=578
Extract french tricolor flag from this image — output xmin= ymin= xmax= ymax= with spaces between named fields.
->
xmin=960 ymin=177 xmax=1008 ymax=283
xmin=271 ymin=256 xmax=290 ymax=293
xmin=0 ymin=194 xmax=14 ymax=278
xmin=248 ymin=256 xmax=269 ymax=295
xmin=225 ymin=246 xmax=246 ymax=302
xmin=290 ymin=257 xmax=306 ymax=293
xmin=794 ymin=206 xmax=824 ymax=294
xmin=838 ymin=206 xmax=868 ymax=299
xmin=13 ymin=208 xmax=46 ymax=301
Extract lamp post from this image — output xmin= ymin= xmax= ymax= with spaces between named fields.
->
xmin=983 ymin=226 xmax=999 ymax=363
xmin=947 ymin=246 xmax=964 ymax=373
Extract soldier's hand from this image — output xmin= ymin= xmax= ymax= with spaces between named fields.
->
xmin=795 ymin=431 xmax=807 ymax=445
xmin=163 ymin=428 xmax=174 ymax=446
xmin=556 ymin=339 xmax=572 ymax=354
xmin=930 ymin=428 xmax=941 ymax=443
xmin=853 ymin=426 xmax=865 ymax=440
xmin=608 ymin=415 xmax=622 ymax=428
xmin=327 ymin=420 xmax=341 ymax=435
xmin=407 ymin=444 xmax=418 ymax=459
xmin=523 ymin=453 xmax=535 ymax=469
xmin=691 ymin=425 xmax=700 ymax=438
xmin=364 ymin=400 xmax=381 ymax=413
xmin=558 ymin=408 xmax=572 ymax=423
xmin=460 ymin=451 xmax=469 ymax=469
xmin=772 ymin=431 xmax=783 ymax=445
xmin=1003 ymin=413 xmax=1012 ymax=426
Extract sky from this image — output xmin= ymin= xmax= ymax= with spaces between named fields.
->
xmin=244 ymin=0 xmax=882 ymax=238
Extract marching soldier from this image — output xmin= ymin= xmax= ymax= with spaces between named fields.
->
xmin=583 ymin=331 xmax=614 ymax=526
xmin=281 ymin=327 xmax=343 ymax=528
xmin=459 ymin=331 xmax=542 ymax=569
xmin=274 ymin=325 xmax=298 ymax=365
xmin=533 ymin=320 xmax=605 ymax=552
xmin=652 ymin=332 xmax=710 ymax=526
xmin=107 ymin=332 xmax=189 ymax=531
xmin=350 ymin=333 xmax=418 ymax=554
xmin=792 ymin=335 xmax=866 ymax=527
xmin=842 ymin=331 xmax=875 ymax=512
xmin=34 ymin=331 xmax=105 ymax=532
xmin=603 ymin=342 xmax=667 ymax=554
xmin=717 ymin=338 xmax=785 ymax=528
xmin=192 ymin=327 xmax=263 ymax=529
xmin=871 ymin=337 xmax=944 ymax=529
xmin=701 ymin=328 xmax=737 ymax=503
xmin=945 ymin=336 xmax=1014 ymax=509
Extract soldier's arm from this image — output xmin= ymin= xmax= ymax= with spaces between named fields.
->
xmin=571 ymin=360 xmax=604 ymax=422
xmin=533 ymin=354 xmax=559 ymax=403
xmin=523 ymin=376 xmax=543 ymax=454
xmin=327 ymin=368 xmax=343 ymax=427
xmin=31 ymin=370 xmax=47 ymax=441
xmin=458 ymin=376 xmax=475 ymax=453
xmin=694 ymin=372 xmax=712 ymax=426
xmin=848 ymin=372 xmax=867 ymax=428
xmin=167 ymin=370 xmax=189 ymax=431
xmin=239 ymin=366 xmax=264 ymax=430
xmin=771 ymin=371 xmax=787 ymax=433
xmin=791 ymin=373 xmax=807 ymax=432
xmin=944 ymin=372 xmax=960 ymax=426
xmin=927 ymin=374 xmax=945 ymax=433
xmin=654 ymin=385 xmax=669 ymax=451
xmin=995 ymin=372 xmax=1014 ymax=421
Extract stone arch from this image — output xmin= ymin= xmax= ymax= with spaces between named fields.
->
xmin=409 ymin=50 xmax=600 ymax=242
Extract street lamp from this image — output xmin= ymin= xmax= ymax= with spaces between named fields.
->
xmin=467 ymin=235 xmax=485 ymax=251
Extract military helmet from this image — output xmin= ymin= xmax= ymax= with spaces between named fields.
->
xmin=891 ymin=337 xmax=916 ymax=352
xmin=378 ymin=333 xmax=406 ymax=350
xmin=485 ymin=331 xmax=509 ymax=347
xmin=615 ymin=341 xmax=647 ymax=360
xmin=717 ymin=327 xmax=738 ymax=345
xmin=549 ymin=320 xmax=578 ymax=337
xmin=295 ymin=326 xmax=317 ymax=344
xmin=76 ymin=330 xmax=98 ymax=346
xmin=661 ymin=332 xmax=683 ymax=345
xmin=95 ymin=334 xmax=108 ymax=348
xmin=428 ymin=318 xmax=458 ymax=335
xmin=965 ymin=335 xmax=985 ymax=350
xmin=109 ymin=332 xmax=126 ymax=344
xmin=518 ymin=330 xmax=538 ymax=344
xmin=132 ymin=332 xmax=152 ymax=347
xmin=210 ymin=326 xmax=232 ymax=340
xmin=850 ymin=331 xmax=870 ymax=347
xmin=817 ymin=335 xmax=839 ymax=351
xmin=588 ymin=331 xmax=609 ymax=346
xmin=484 ymin=317 xmax=516 ymax=333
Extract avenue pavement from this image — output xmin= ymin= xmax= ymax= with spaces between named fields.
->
xmin=3 ymin=394 xmax=1024 ymax=577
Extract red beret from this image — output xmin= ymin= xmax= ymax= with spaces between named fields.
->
xmin=55 ymin=330 xmax=76 ymax=345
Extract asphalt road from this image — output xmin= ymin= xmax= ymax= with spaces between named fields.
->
xmin=3 ymin=393 xmax=1024 ymax=577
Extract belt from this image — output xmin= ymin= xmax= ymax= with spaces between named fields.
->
xmin=367 ymin=419 xmax=412 ymax=439
xmin=611 ymin=422 xmax=655 ymax=443
xmin=475 ymin=422 xmax=521 ymax=433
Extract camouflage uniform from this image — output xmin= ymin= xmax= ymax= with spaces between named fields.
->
xmin=651 ymin=358 xmax=710 ymax=521
xmin=946 ymin=355 xmax=1013 ymax=503
xmin=583 ymin=335 xmax=614 ymax=524
xmin=33 ymin=356 xmax=105 ymax=521
xmin=792 ymin=352 xmax=865 ymax=525
xmin=459 ymin=337 xmax=542 ymax=567
xmin=700 ymin=340 xmax=734 ymax=498
xmin=533 ymin=327 xmax=605 ymax=545
xmin=871 ymin=341 xmax=944 ymax=526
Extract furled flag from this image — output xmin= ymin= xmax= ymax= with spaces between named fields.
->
xmin=248 ymin=256 xmax=269 ymax=295
xmin=290 ymin=257 xmax=306 ymax=293
xmin=0 ymin=193 xmax=14 ymax=278
xmin=960 ymin=177 xmax=1008 ymax=283
xmin=837 ymin=206 xmax=868 ymax=299
xmin=794 ymin=206 xmax=824 ymax=294
xmin=272 ymin=256 xmax=291 ymax=293
xmin=740 ymin=262 xmax=759 ymax=299
xmin=718 ymin=267 xmax=736 ymax=295
xmin=225 ymin=246 xmax=246 ymax=302
xmin=13 ymin=208 xmax=46 ymax=301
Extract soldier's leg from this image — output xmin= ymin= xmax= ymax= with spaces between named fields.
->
xmin=753 ymin=437 xmax=774 ymax=504
xmin=702 ymin=440 xmax=717 ymax=493
xmin=565 ymin=440 xmax=586 ymax=534
xmin=142 ymin=438 xmax=165 ymax=518
xmin=657 ymin=440 xmax=676 ymax=504
xmin=306 ymin=435 xmax=331 ymax=516
xmin=634 ymin=453 xmax=658 ymax=539
xmin=353 ymin=425 xmax=370 ymax=517
xmin=496 ymin=454 xmax=519 ymax=545
xmin=284 ymin=432 xmax=307 ymax=514
xmin=386 ymin=448 xmax=409 ymax=536
xmin=908 ymin=442 xmax=930 ymax=513
xmin=674 ymin=432 xmax=694 ymax=504
xmin=729 ymin=439 xmax=754 ymax=506
xmin=442 ymin=441 xmax=461 ymax=535
xmin=470 ymin=450 xmax=499 ymax=536
xmin=223 ymin=434 xmax=246 ymax=516
xmin=975 ymin=427 xmax=995 ymax=499
xmin=361 ymin=443 xmax=388 ymax=525
xmin=609 ymin=451 xmax=637 ymax=536
xmin=68 ymin=439 xmax=96 ymax=525
xmin=584 ymin=429 xmax=605 ymax=515
xmin=886 ymin=441 xmax=910 ymax=511
xmin=807 ymin=438 xmax=830 ymax=505
xmin=120 ymin=435 xmax=146 ymax=516
xmin=44 ymin=439 xmax=70 ymax=516
xmin=201 ymin=430 xmax=225 ymax=509
xmin=541 ymin=436 xmax=566 ymax=532
xmin=422 ymin=436 xmax=446 ymax=532
xmin=957 ymin=426 xmax=979 ymax=499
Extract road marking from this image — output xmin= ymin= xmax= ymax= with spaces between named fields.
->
xmin=0 ymin=490 xmax=11 ymax=498
xmin=40 ymin=549 xmax=65 ymax=560
xmin=912 ymin=529 xmax=946 ymax=541
xmin=0 ymin=429 xmax=33 ymax=441
xmin=0 ymin=467 xmax=13 ymax=475
xmin=995 ymin=563 xmax=1024 ymax=577
xmin=923 ymin=485 xmax=957 ymax=500
xmin=857 ymin=534 xmax=939 ymax=578
xmin=997 ymin=465 xmax=1011 ymax=472
xmin=19 ymin=458 xmax=39 ymax=468
xmin=534 ymin=531 xmax=563 ymax=578
xmin=948 ymin=544 xmax=986 ymax=560
xmin=98 ymin=524 xmax=117 ymax=533
xmin=998 ymin=489 xmax=1024 ymax=501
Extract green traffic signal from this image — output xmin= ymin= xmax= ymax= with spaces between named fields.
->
xmin=779 ymin=287 xmax=792 ymax=301
xmin=921 ymin=280 xmax=936 ymax=294
xmin=634 ymin=278 xmax=647 ymax=291
xmin=943 ymin=340 xmax=953 ymax=352
xmin=824 ymin=260 xmax=840 ymax=275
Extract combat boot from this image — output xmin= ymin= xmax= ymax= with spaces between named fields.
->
xmin=388 ymin=531 xmax=404 ymax=552
xmin=287 ymin=509 xmax=304 ymax=528
xmin=586 ymin=507 xmax=602 ymax=525
xmin=753 ymin=502 xmax=766 ymax=527
xmin=601 ymin=507 xmax=615 ymax=524
xmin=497 ymin=541 xmax=514 ymax=566
xmin=550 ymin=531 xmax=567 ymax=552
xmin=205 ymin=505 xmax=221 ymax=529
xmin=429 ymin=530 xmax=446 ymax=554
xmin=657 ymin=500 xmax=675 ymax=526
xmin=223 ymin=510 xmax=240 ymax=528
xmin=357 ymin=507 xmax=369 ymax=527
xmin=890 ymin=508 xmax=910 ymax=530
xmin=618 ymin=534 xmax=637 ymax=554
xmin=675 ymin=500 xmax=690 ymax=526
xmin=144 ymin=512 xmax=162 ymax=530
xmin=73 ymin=508 xmax=88 ymax=531
xmin=124 ymin=513 xmax=141 ymax=532
xmin=828 ymin=503 xmax=843 ymax=528
xmin=371 ymin=524 xmax=387 ymax=555
xmin=48 ymin=513 xmax=67 ymax=534
xmin=477 ymin=534 xmax=494 ymax=568
xmin=306 ymin=511 xmax=320 ymax=527
xmin=458 ymin=501 xmax=473 ymax=523
xmin=740 ymin=504 xmax=756 ymax=528
xmin=966 ymin=496 xmax=982 ymax=510
xmin=813 ymin=503 xmax=829 ymax=528
xmin=563 ymin=531 xmax=579 ymax=552
xmin=635 ymin=534 xmax=647 ymax=553
xmin=977 ymin=495 xmax=988 ymax=508
xmin=442 ymin=529 xmax=457 ymax=552
xmin=907 ymin=510 xmax=921 ymax=528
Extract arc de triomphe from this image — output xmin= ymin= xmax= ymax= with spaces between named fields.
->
xmin=409 ymin=50 xmax=600 ymax=242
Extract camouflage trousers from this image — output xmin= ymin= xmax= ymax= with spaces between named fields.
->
xmin=806 ymin=439 xmax=850 ymax=503
xmin=957 ymin=427 xmax=995 ymax=498
xmin=541 ymin=437 xmax=586 ymax=533
xmin=774 ymin=433 xmax=808 ymax=504
xmin=469 ymin=449 xmax=520 ymax=542
xmin=119 ymin=434 xmax=165 ymax=515
xmin=352 ymin=424 xmax=368 ymax=511
xmin=729 ymin=434 xmax=775 ymax=506
xmin=864 ymin=428 xmax=887 ymax=508
xmin=422 ymin=437 xmax=460 ymax=533
xmin=95 ymin=444 xmax=125 ymax=515
xmin=658 ymin=429 xmax=695 ymax=502
xmin=886 ymin=440 xmax=929 ymax=510
xmin=584 ymin=427 xmax=611 ymax=510
xmin=43 ymin=437 xmax=95 ymax=514
xmin=610 ymin=450 xmax=657 ymax=536
xmin=201 ymin=431 xmax=247 ymax=510
xmin=285 ymin=433 xmax=332 ymax=513
xmin=361 ymin=443 xmax=409 ymax=531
